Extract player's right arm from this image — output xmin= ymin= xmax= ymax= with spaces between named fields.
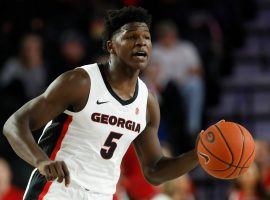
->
xmin=2 ymin=68 xmax=90 ymax=186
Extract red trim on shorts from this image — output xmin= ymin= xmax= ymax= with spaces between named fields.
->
xmin=38 ymin=115 xmax=73 ymax=200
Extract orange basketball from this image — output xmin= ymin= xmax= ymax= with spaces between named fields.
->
xmin=197 ymin=121 xmax=255 ymax=179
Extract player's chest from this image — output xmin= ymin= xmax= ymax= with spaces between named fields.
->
xmin=73 ymin=102 xmax=146 ymax=137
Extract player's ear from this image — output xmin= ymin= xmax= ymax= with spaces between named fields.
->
xmin=107 ymin=40 xmax=115 ymax=55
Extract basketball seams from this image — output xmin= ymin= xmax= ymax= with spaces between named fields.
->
xmin=199 ymin=137 xmax=249 ymax=169
xmin=238 ymin=147 xmax=255 ymax=176
xmin=214 ymin=125 xmax=234 ymax=165
xmin=225 ymin=124 xmax=245 ymax=178
xmin=199 ymin=137 xmax=230 ymax=170
xmin=238 ymin=125 xmax=255 ymax=176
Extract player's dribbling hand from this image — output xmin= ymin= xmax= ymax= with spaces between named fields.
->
xmin=37 ymin=160 xmax=70 ymax=187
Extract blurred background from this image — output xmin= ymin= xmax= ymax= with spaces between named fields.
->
xmin=0 ymin=0 xmax=270 ymax=199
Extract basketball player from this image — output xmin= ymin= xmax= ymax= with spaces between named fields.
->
xmin=4 ymin=6 xmax=204 ymax=200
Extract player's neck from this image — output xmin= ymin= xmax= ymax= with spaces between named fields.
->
xmin=107 ymin=60 xmax=139 ymax=87
xmin=103 ymin=60 xmax=139 ymax=100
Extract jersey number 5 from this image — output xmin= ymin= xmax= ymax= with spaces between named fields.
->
xmin=100 ymin=131 xmax=123 ymax=159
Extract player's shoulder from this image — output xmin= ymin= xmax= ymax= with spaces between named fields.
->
xmin=48 ymin=65 xmax=91 ymax=97
xmin=148 ymin=89 xmax=158 ymax=103
xmin=58 ymin=65 xmax=92 ymax=86
xmin=146 ymin=90 xmax=160 ymax=124
xmin=147 ymin=91 xmax=159 ymax=108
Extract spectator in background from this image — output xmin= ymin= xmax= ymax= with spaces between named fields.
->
xmin=88 ymin=17 xmax=110 ymax=64
xmin=0 ymin=33 xmax=47 ymax=100
xmin=229 ymin=163 xmax=270 ymax=200
xmin=188 ymin=12 xmax=223 ymax=107
xmin=153 ymin=174 xmax=195 ymax=200
xmin=255 ymin=139 xmax=270 ymax=195
xmin=0 ymin=33 xmax=47 ymax=133
xmin=141 ymin=61 xmax=170 ymax=146
xmin=151 ymin=20 xmax=204 ymax=153
xmin=88 ymin=17 xmax=106 ymax=60
xmin=50 ymin=30 xmax=88 ymax=81
xmin=141 ymin=61 xmax=162 ymax=100
xmin=0 ymin=158 xmax=24 ymax=200
xmin=60 ymin=30 xmax=87 ymax=69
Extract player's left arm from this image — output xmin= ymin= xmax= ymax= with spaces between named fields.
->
xmin=133 ymin=92 xmax=198 ymax=186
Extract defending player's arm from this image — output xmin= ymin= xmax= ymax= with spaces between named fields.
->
xmin=133 ymin=92 xmax=198 ymax=186
xmin=3 ymin=68 xmax=90 ymax=186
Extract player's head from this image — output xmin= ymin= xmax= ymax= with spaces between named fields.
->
xmin=102 ymin=6 xmax=152 ymax=70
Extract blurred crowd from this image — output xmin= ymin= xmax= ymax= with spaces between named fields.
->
xmin=1 ymin=0 xmax=270 ymax=200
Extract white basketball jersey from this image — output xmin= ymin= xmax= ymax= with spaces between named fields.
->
xmin=46 ymin=63 xmax=148 ymax=194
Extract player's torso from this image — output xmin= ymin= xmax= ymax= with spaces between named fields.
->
xmin=38 ymin=63 xmax=148 ymax=194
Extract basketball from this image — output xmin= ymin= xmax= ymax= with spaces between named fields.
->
xmin=197 ymin=121 xmax=255 ymax=179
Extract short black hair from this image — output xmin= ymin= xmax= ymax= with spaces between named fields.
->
xmin=102 ymin=6 xmax=152 ymax=52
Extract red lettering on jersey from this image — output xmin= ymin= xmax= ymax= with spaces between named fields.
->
xmin=117 ymin=118 xmax=125 ymax=128
xmin=126 ymin=120 xmax=132 ymax=130
xmin=91 ymin=113 xmax=141 ymax=133
xmin=134 ymin=124 xmax=140 ymax=133
xmin=109 ymin=116 xmax=117 ymax=125
xmin=101 ymin=114 xmax=109 ymax=124
xmin=91 ymin=113 xmax=101 ymax=122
